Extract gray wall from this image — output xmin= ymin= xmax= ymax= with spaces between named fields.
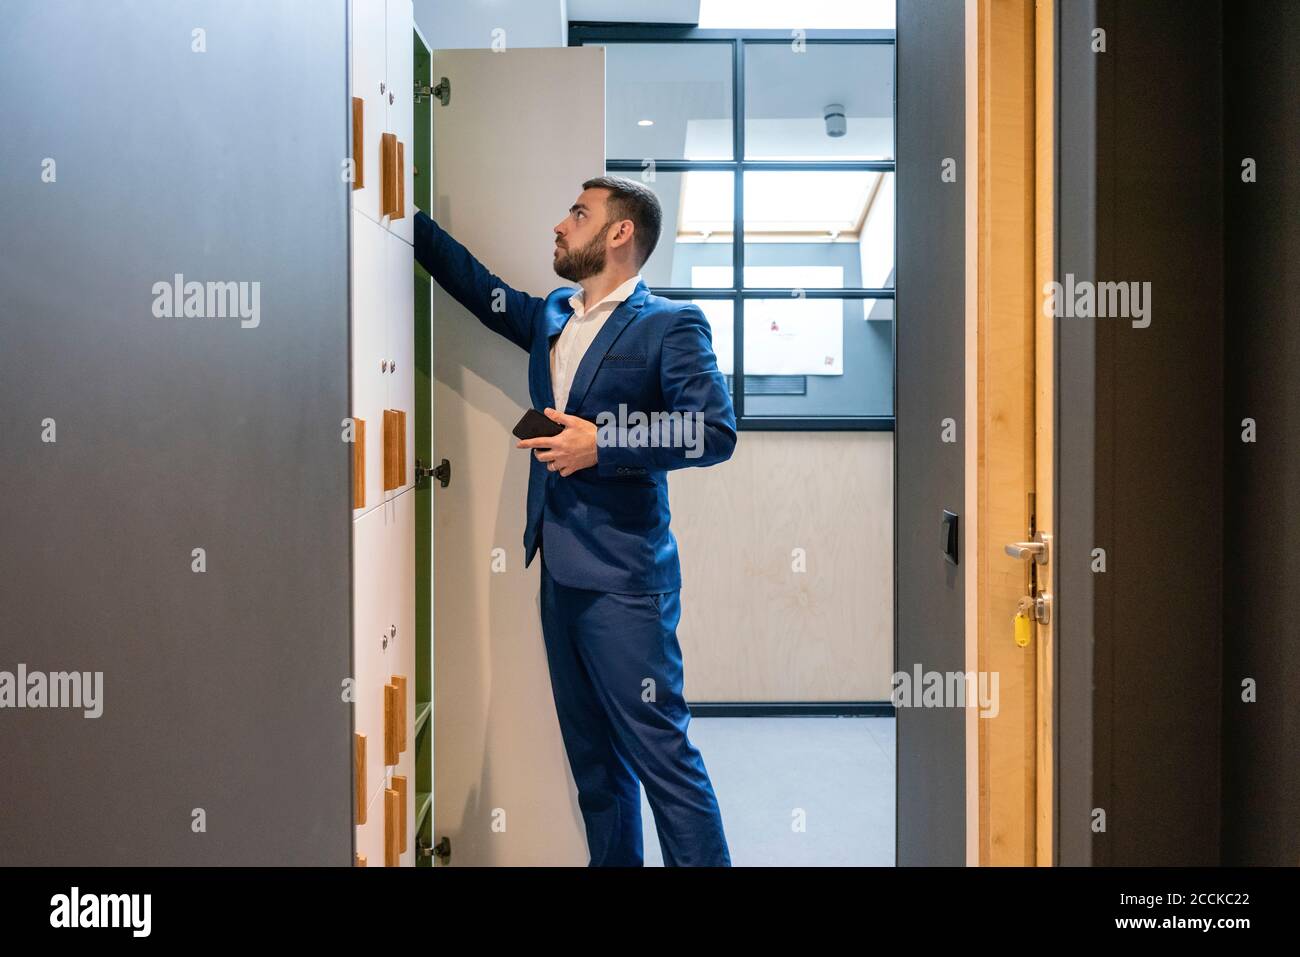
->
xmin=1222 ymin=0 xmax=1300 ymax=866
xmin=0 ymin=0 xmax=353 ymax=865
xmin=1057 ymin=0 xmax=1300 ymax=867
xmin=1088 ymin=0 xmax=1224 ymax=865
xmin=1055 ymin=0 xmax=1098 ymax=867
xmin=894 ymin=0 xmax=965 ymax=865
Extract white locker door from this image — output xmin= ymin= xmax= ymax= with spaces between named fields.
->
xmin=385 ymin=0 xmax=414 ymax=244
xmin=356 ymin=785 xmax=386 ymax=866
xmin=351 ymin=216 xmax=387 ymax=515
xmin=386 ymin=228 xmax=415 ymax=497
xmin=390 ymin=489 xmax=417 ymax=864
xmin=352 ymin=503 xmax=392 ymax=817
xmin=351 ymin=0 xmax=387 ymax=226
xmin=431 ymin=46 xmax=606 ymax=865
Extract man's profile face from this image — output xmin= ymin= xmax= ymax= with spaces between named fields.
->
xmin=553 ymin=187 xmax=614 ymax=283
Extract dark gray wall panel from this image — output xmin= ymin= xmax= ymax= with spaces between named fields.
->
xmin=895 ymin=0 xmax=966 ymax=865
xmin=1055 ymin=0 xmax=1098 ymax=867
xmin=0 ymin=0 xmax=352 ymax=864
xmin=1091 ymin=0 xmax=1223 ymax=866
xmin=1222 ymin=0 xmax=1300 ymax=866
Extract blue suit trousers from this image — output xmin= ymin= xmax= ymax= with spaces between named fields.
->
xmin=538 ymin=547 xmax=731 ymax=867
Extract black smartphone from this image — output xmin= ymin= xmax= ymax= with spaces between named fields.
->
xmin=512 ymin=408 xmax=565 ymax=442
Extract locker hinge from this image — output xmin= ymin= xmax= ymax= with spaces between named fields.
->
xmin=416 ymin=457 xmax=451 ymax=489
xmin=416 ymin=77 xmax=450 ymax=106
xmin=417 ymin=835 xmax=451 ymax=864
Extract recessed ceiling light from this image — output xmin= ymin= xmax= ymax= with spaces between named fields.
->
xmin=637 ymin=119 xmax=654 ymax=127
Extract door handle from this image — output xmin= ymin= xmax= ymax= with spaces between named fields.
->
xmin=395 ymin=140 xmax=405 ymax=220
xmin=351 ymin=97 xmax=364 ymax=190
xmin=380 ymin=131 xmax=398 ymax=218
xmin=1004 ymin=541 xmax=1044 ymax=561
xmin=1003 ymin=532 xmax=1049 ymax=564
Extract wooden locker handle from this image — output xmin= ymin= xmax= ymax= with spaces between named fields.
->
xmin=392 ymin=674 xmax=408 ymax=753
xmin=355 ymin=732 xmax=367 ymax=824
xmin=398 ymin=411 xmax=406 ymax=487
xmin=383 ymin=681 xmax=399 ymax=766
xmin=380 ymin=132 xmax=398 ymax=218
xmin=351 ymin=97 xmax=364 ymax=190
xmin=394 ymin=141 xmax=405 ymax=220
xmin=384 ymin=788 xmax=399 ymax=866
xmin=383 ymin=409 xmax=401 ymax=491
xmin=393 ymin=774 xmax=408 ymax=850
xmin=353 ymin=417 xmax=366 ymax=509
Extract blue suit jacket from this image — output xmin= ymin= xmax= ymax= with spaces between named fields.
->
xmin=414 ymin=210 xmax=737 ymax=594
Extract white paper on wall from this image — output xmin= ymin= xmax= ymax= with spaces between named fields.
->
xmin=743 ymin=296 xmax=844 ymax=375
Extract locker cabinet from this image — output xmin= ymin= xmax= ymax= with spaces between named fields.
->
xmin=350 ymin=0 xmax=425 ymax=867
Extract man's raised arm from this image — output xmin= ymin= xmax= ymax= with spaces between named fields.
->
xmin=414 ymin=209 xmax=543 ymax=353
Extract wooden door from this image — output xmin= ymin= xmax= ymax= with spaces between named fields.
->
xmin=966 ymin=0 xmax=1056 ymax=866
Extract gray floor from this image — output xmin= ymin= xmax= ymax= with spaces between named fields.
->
xmin=640 ymin=716 xmax=896 ymax=866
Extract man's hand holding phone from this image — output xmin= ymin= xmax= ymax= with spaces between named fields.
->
xmin=514 ymin=407 xmax=599 ymax=477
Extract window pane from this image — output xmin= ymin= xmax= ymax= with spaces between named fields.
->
xmin=744 ymin=42 xmax=894 ymax=160
xmin=621 ymin=169 xmax=734 ymax=289
xmin=742 ymin=171 xmax=894 ymax=289
xmin=742 ymin=298 xmax=893 ymax=417
xmin=598 ymin=43 xmax=733 ymax=160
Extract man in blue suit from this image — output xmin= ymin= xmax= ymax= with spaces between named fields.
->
xmin=413 ymin=175 xmax=736 ymax=866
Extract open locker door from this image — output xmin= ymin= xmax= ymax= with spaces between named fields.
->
xmin=428 ymin=46 xmax=605 ymax=866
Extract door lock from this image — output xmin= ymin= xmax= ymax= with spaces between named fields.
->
xmin=1013 ymin=592 xmax=1051 ymax=646
xmin=1019 ymin=592 xmax=1051 ymax=624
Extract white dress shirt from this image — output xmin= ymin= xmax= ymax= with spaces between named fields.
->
xmin=550 ymin=273 xmax=642 ymax=413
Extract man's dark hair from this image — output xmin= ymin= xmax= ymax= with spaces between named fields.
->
xmin=582 ymin=175 xmax=663 ymax=268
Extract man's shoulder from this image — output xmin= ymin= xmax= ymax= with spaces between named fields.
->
xmin=639 ymin=288 xmax=703 ymax=324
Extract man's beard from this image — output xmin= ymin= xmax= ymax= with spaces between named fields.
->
xmin=553 ymin=225 xmax=609 ymax=282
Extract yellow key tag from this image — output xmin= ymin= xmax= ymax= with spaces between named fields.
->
xmin=1014 ymin=610 xmax=1032 ymax=648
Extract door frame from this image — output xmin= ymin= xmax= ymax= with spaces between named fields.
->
xmin=964 ymin=0 xmax=1057 ymax=866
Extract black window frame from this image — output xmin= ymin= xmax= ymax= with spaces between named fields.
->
xmin=569 ymin=22 xmax=897 ymax=431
